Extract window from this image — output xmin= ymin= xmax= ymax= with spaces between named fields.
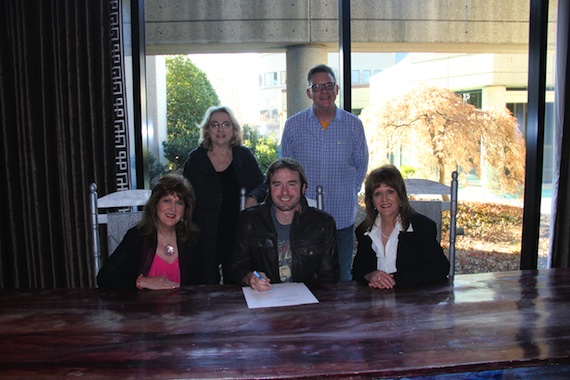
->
xmin=136 ymin=0 xmax=555 ymax=272
xmin=264 ymin=72 xmax=278 ymax=86
xmin=362 ymin=70 xmax=371 ymax=84
xmin=459 ymin=90 xmax=482 ymax=109
xmin=351 ymin=69 xmax=360 ymax=84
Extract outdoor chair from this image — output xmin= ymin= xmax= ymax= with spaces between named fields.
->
xmin=305 ymin=185 xmax=325 ymax=210
xmin=89 ymin=183 xmax=151 ymax=286
xmin=405 ymin=171 xmax=459 ymax=278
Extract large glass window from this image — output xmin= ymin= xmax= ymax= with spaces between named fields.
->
xmin=351 ymin=69 xmax=360 ymax=84
xmin=131 ymin=0 xmax=556 ymax=273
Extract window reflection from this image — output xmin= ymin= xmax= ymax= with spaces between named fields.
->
xmin=135 ymin=0 xmax=555 ymax=272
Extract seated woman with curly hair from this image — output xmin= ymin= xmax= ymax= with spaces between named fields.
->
xmin=97 ymin=174 xmax=202 ymax=290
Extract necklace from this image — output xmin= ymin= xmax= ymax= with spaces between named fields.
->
xmin=159 ymin=230 xmax=176 ymax=257
xmin=381 ymin=230 xmax=390 ymax=239
xmin=209 ymin=148 xmax=232 ymax=170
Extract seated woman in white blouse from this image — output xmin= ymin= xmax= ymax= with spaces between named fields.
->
xmin=352 ymin=165 xmax=450 ymax=289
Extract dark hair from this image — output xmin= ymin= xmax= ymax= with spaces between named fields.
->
xmin=307 ymin=64 xmax=336 ymax=85
xmin=265 ymin=158 xmax=308 ymax=189
xmin=198 ymin=106 xmax=243 ymax=150
xmin=139 ymin=173 xmax=199 ymax=245
xmin=363 ymin=165 xmax=413 ymax=231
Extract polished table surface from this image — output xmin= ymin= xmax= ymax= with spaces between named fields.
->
xmin=1 ymin=269 xmax=570 ymax=379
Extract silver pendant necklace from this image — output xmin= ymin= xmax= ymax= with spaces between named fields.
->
xmin=159 ymin=230 xmax=176 ymax=257
xmin=381 ymin=225 xmax=390 ymax=239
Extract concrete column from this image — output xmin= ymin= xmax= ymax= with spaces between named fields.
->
xmin=480 ymin=85 xmax=507 ymax=188
xmin=145 ymin=56 xmax=168 ymax=166
xmin=482 ymin=85 xmax=507 ymax=110
xmin=285 ymin=45 xmax=328 ymax=118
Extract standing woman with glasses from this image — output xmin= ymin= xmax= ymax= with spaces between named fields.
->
xmin=281 ymin=64 xmax=369 ymax=282
xmin=183 ymin=106 xmax=266 ymax=284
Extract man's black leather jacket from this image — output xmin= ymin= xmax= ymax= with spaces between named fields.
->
xmin=229 ymin=197 xmax=340 ymax=285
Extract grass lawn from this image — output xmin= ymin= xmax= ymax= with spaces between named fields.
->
xmin=442 ymin=202 xmax=550 ymax=274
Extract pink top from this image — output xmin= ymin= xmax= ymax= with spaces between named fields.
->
xmin=148 ymin=255 xmax=180 ymax=283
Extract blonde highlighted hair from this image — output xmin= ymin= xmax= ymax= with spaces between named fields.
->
xmin=198 ymin=106 xmax=243 ymax=150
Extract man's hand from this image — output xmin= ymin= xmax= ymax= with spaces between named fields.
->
xmin=245 ymin=271 xmax=273 ymax=292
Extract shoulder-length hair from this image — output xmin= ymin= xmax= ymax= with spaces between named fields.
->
xmin=198 ymin=106 xmax=243 ymax=150
xmin=139 ymin=173 xmax=199 ymax=246
xmin=363 ymin=165 xmax=413 ymax=231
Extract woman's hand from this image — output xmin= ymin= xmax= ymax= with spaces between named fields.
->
xmin=137 ymin=275 xmax=180 ymax=290
xmin=366 ymin=270 xmax=396 ymax=289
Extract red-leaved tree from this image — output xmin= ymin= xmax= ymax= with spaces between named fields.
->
xmin=361 ymin=85 xmax=525 ymax=195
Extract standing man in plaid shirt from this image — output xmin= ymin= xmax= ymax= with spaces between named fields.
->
xmin=281 ymin=64 xmax=369 ymax=281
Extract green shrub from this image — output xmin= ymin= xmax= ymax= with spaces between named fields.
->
xmin=399 ymin=165 xmax=417 ymax=179
xmin=443 ymin=201 xmax=523 ymax=237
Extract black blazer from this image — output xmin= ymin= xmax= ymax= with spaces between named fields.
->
xmin=352 ymin=213 xmax=450 ymax=287
xmin=97 ymin=227 xmax=203 ymax=289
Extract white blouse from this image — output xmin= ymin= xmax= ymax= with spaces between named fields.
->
xmin=364 ymin=215 xmax=414 ymax=274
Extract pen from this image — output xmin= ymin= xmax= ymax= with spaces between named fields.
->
xmin=253 ymin=271 xmax=272 ymax=288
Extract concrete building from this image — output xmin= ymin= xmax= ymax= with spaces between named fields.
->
xmin=140 ymin=0 xmax=554 ymax=171
xmin=365 ymin=52 xmax=556 ymax=182
xmin=135 ymin=0 xmax=558 ymax=207
xmin=253 ymin=52 xmax=399 ymax=137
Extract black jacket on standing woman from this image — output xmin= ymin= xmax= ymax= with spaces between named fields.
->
xmin=183 ymin=145 xmax=266 ymax=284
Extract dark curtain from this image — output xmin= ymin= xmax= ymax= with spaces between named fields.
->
xmin=551 ymin=0 xmax=570 ymax=268
xmin=0 ymin=1 xmax=118 ymax=288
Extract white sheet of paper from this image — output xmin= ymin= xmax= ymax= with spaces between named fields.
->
xmin=242 ymin=282 xmax=319 ymax=309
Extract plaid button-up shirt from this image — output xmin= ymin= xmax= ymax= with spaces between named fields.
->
xmin=281 ymin=106 xmax=369 ymax=229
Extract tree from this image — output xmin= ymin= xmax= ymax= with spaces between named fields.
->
xmin=360 ymin=85 xmax=526 ymax=195
xmin=479 ymin=106 xmax=526 ymax=194
xmin=242 ymin=124 xmax=278 ymax=173
xmin=163 ymin=55 xmax=220 ymax=170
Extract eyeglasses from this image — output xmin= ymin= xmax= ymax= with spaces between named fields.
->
xmin=209 ymin=121 xmax=232 ymax=129
xmin=308 ymin=82 xmax=336 ymax=92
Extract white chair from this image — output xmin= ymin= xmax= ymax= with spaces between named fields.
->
xmin=239 ymin=188 xmax=247 ymax=211
xmin=316 ymin=185 xmax=324 ymax=211
xmin=306 ymin=185 xmax=325 ymax=210
xmin=89 ymin=183 xmax=151 ymax=286
xmin=405 ymin=171 xmax=459 ymax=278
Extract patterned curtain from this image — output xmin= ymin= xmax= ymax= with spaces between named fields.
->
xmin=0 ymin=0 xmax=127 ymax=288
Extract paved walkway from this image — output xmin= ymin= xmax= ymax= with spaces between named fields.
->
xmin=458 ymin=185 xmax=552 ymax=215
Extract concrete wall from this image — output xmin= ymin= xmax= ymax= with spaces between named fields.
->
xmin=144 ymin=0 xmax=556 ymax=55
xmin=140 ymin=0 xmax=558 ymax=174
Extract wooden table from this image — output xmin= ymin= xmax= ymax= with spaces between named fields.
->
xmin=1 ymin=269 xmax=570 ymax=379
